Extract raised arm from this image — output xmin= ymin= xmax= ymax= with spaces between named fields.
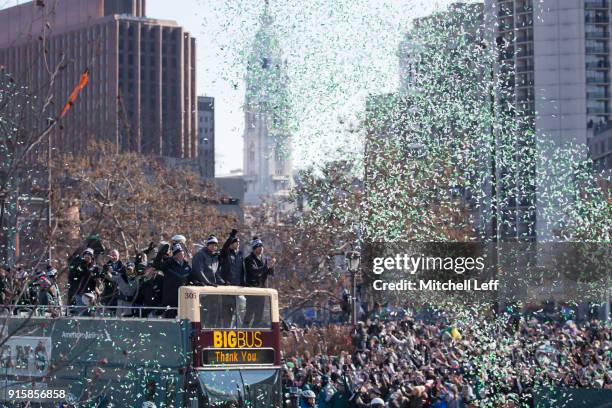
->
xmin=220 ymin=229 xmax=238 ymax=258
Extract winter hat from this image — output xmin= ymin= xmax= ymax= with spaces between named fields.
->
xmin=370 ymin=398 xmax=385 ymax=406
xmin=172 ymin=243 xmax=184 ymax=255
xmin=230 ymin=236 xmax=239 ymax=244
xmin=83 ymin=248 xmax=94 ymax=257
xmin=46 ymin=268 xmax=58 ymax=277
xmin=206 ymin=235 xmax=219 ymax=245
xmin=251 ymin=236 xmax=263 ymax=249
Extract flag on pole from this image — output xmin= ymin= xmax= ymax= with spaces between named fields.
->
xmin=59 ymin=68 xmax=89 ymax=119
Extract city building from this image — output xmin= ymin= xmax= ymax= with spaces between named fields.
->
xmin=589 ymin=124 xmax=612 ymax=171
xmin=399 ymin=2 xmax=485 ymax=91
xmin=242 ymin=1 xmax=293 ymax=205
xmin=215 ymin=176 xmax=245 ymax=222
xmin=485 ymin=0 xmax=608 ymax=240
xmin=397 ymin=3 xmax=493 ymax=240
xmin=198 ymin=96 xmax=215 ymax=178
xmin=0 ymin=0 xmax=197 ymax=158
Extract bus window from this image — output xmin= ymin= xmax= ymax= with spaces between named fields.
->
xmin=200 ymin=294 xmax=234 ymax=328
xmin=197 ymin=370 xmax=243 ymax=406
xmin=200 ymin=295 xmax=271 ymax=329
xmin=241 ymin=369 xmax=281 ymax=407
xmin=197 ymin=369 xmax=281 ymax=408
xmin=239 ymin=295 xmax=271 ymax=329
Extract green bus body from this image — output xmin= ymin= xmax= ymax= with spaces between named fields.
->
xmin=1 ymin=315 xmax=191 ymax=407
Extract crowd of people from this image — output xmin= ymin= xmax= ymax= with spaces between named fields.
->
xmin=0 ymin=229 xmax=276 ymax=319
xmin=1 ymin=233 xmax=611 ymax=408
xmin=281 ymin=311 xmax=611 ymax=407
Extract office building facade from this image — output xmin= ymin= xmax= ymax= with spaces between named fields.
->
xmin=0 ymin=0 xmax=197 ymax=158
xmin=589 ymin=125 xmax=612 ymax=171
xmin=485 ymin=0 xmax=610 ymax=240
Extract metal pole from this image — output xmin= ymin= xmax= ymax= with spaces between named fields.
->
xmin=351 ymin=270 xmax=357 ymax=325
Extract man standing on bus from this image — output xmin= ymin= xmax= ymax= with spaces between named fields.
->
xmin=161 ymin=244 xmax=191 ymax=318
xmin=191 ymin=235 xmax=224 ymax=286
xmin=219 ymin=229 xmax=245 ymax=286
xmin=191 ymin=235 xmax=225 ymax=326
xmin=218 ymin=229 xmax=245 ymax=327
xmin=244 ymin=237 xmax=276 ymax=327
xmin=68 ymin=248 xmax=103 ymax=312
xmin=100 ymin=249 xmax=124 ymax=315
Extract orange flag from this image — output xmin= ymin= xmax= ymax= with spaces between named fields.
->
xmin=59 ymin=68 xmax=89 ymax=119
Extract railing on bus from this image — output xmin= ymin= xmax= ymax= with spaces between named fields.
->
xmin=0 ymin=304 xmax=178 ymax=319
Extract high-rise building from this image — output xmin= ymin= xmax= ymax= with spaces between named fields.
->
xmin=485 ymin=0 xmax=606 ymax=240
xmin=399 ymin=3 xmax=485 ymax=91
xmin=198 ymin=96 xmax=215 ymax=178
xmin=589 ymin=125 xmax=612 ymax=172
xmin=242 ymin=2 xmax=293 ymax=205
xmin=0 ymin=0 xmax=197 ymax=158
xmin=397 ymin=3 xmax=495 ymax=240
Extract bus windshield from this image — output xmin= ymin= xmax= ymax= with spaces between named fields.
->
xmin=200 ymin=294 xmax=272 ymax=329
xmin=197 ymin=369 xmax=280 ymax=407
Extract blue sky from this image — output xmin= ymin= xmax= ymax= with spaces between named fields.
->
xmin=1 ymin=0 xmax=459 ymax=174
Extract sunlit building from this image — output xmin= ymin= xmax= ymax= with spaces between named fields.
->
xmin=0 ymin=0 xmax=197 ymax=158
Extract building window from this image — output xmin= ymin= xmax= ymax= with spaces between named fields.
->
xmin=249 ymin=144 xmax=255 ymax=161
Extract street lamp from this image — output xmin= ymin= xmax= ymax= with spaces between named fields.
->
xmin=345 ymin=250 xmax=361 ymax=325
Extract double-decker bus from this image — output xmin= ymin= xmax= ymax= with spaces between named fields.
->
xmin=179 ymin=286 xmax=282 ymax=407
xmin=0 ymin=286 xmax=282 ymax=407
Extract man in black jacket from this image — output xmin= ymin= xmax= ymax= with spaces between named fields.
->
xmin=134 ymin=262 xmax=164 ymax=317
xmin=68 ymin=248 xmax=102 ymax=311
xmin=160 ymin=244 xmax=191 ymax=318
xmin=244 ymin=237 xmax=276 ymax=327
xmin=191 ymin=235 xmax=225 ymax=327
xmin=218 ymin=229 xmax=245 ymax=326
xmin=219 ymin=229 xmax=245 ymax=286
xmin=190 ymin=235 xmax=224 ymax=286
